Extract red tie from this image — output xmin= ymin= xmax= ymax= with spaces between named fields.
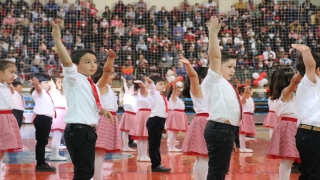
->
xmin=229 ymin=82 xmax=242 ymax=121
xmin=46 ymin=91 xmax=56 ymax=118
xmin=19 ymin=92 xmax=25 ymax=108
xmin=160 ymin=92 xmax=168 ymax=112
xmin=87 ymin=77 xmax=103 ymax=110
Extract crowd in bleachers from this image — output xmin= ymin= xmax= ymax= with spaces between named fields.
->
xmin=0 ymin=0 xmax=320 ymax=82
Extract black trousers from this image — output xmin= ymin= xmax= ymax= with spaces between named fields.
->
xmin=204 ymin=121 xmax=239 ymax=180
xmin=33 ymin=115 xmax=52 ymax=165
xmin=64 ymin=124 xmax=97 ymax=180
xmin=146 ymin=116 xmax=166 ymax=169
xmin=12 ymin=109 xmax=23 ymax=128
xmin=296 ymin=128 xmax=320 ymax=180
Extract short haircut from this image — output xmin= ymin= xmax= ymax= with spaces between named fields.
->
xmin=150 ymin=75 xmax=164 ymax=85
xmin=296 ymin=52 xmax=320 ymax=77
xmin=32 ymin=73 xmax=51 ymax=82
xmin=70 ymin=49 xmax=96 ymax=65
xmin=221 ymin=53 xmax=238 ymax=64
xmin=12 ymin=81 xmax=23 ymax=87
xmin=0 ymin=60 xmax=15 ymax=72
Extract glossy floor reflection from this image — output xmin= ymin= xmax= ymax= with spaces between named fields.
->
xmin=1 ymin=125 xmax=300 ymax=180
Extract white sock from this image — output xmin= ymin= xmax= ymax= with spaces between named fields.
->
xmin=269 ymin=129 xmax=274 ymax=139
xmin=50 ymin=130 xmax=63 ymax=157
xmin=0 ymin=151 xmax=5 ymax=178
xmin=122 ymin=132 xmax=130 ymax=150
xmin=194 ymin=156 xmax=209 ymax=180
xmin=137 ymin=141 xmax=141 ymax=159
xmin=139 ymin=140 xmax=149 ymax=159
xmin=167 ymin=131 xmax=172 ymax=143
xmin=239 ymin=134 xmax=246 ymax=150
xmin=168 ymin=131 xmax=178 ymax=149
xmin=279 ymin=159 xmax=293 ymax=180
xmin=93 ymin=149 xmax=105 ymax=180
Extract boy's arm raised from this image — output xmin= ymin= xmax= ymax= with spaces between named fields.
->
xmin=292 ymin=44 xmax=316 ymax=83
xmin=51 ymin=22 xmax=73 ymax=67
xmin=206 ymin=16 xmax=222 ymax=74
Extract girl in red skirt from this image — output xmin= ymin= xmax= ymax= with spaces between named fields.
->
xmin=263 ymin=89 xmax=279 ymax=139
xmin=91 ymin=50 xmax=122 ymax=180
xmin=0 ymin=60 xmax=23 ymax=177
xmin=119 ymin=76 xmax=138 ymax=152
xmin=179 ymin=56 xmax=209 ymax=180
xmin=48 ymin=77 xmax=68 ymax=161
xmin=266 ymin=68 xmax=301 ymax=180
xmin=130 ymin=78 xmax=152 ymax=161
xmin=238 ymin=82 xmax=256 ymax=153
xmin=166 ymin=78 xmax=188 ymax=152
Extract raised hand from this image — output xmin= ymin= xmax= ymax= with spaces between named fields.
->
xmin=179 ymin=55 xmax=190 ymax=65
xmin=233 ymin=78 xmax=240 ymax=86
xmin=105 ymin=49 xmax=116 ymax=58
xmin=245 ymin=79 xmax=251 ymax=86
xmin=133 ymin=80 xmax=143 ymax=84
xmin=291 ymin=73 xmax=303 ymax=84
xmin=144 ymin=76 xmax=152 ymax=84
xmin=121 ymin=76 xmax=126 ymax=81
xmin=31 ymin=77 xmax=40 ymax=86
xmin=291 ymin=44 xmax=310 ymax=52
xmin=205 ymin=16 xmax=222 ymax=35
xmin=51 ymin=21 xmax=61 ymax=42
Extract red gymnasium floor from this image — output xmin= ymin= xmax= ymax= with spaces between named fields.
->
xmin=1 ymin=125 xmax=300 ymax=180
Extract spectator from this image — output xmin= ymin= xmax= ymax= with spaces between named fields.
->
xmin=135 ymin=0 xmax=147 ymax=12
xmin=61 ymin=0 xmax=69 ymax=13
xmin=122 ymin=61 xmax=134 ymax=80
xmin=63 ymin=30 xmax=73 ymax=49
xmin=136 ymin=40 xmax=147 ymax=51
xmin=74 ymin=36 xmax=84 ymax=50
xmin=136 ymin=54 xmax=148 ymax=75
xmin=125 ymin=7 xmax=135 ymax=21
xmin=228 ymin=5 xmax=239 ymax=17
xmin=3 ymin=13 xmax=16 ymax=26
xmin=73 ymin=0 xmax=82 ymax=11
xmin=184 ymin=29 xmax=195 ymax=42
xmin=113 ymin=0 xmax=125 ymax=17
xmin=176 ymin=62 xmax=187 ymax=78
xmin=17 ymin=0 xmax=29 ymax=10
xmin=200 ymin=53 xmax=208 ymax=67
xmin=32 ymin=0 xmax=43 ymax=10
xmin=96 ymin=46 xmax=107 ymax=63
xmin=263 ymin=46 xmax=276 ymax=60
xmin=45 ymin=0 xmax=58 ymax=18
xmin=183 ymin=17 xmax=193 ymax=31
xmin=114 ymin=23 xmax=125 ymax=36
xmin=111 ymin=15 xmax=122 ymax=27
xmin=235 ymin=0 xmax=247 ymax=13
xmin=57 ymin=7 xmax=66 ymax=19
xmin=102 ymin=6 xmax=111 ymax=21
xmin=158 ymin=7 xmax=170 ymax=21
xmin=89 ymin=3 xmax=98 ymax=17
xmin=203 ymin=0 xmax=217 ymax=10
xmin=279 ymin=54 xmax=292 ymax=67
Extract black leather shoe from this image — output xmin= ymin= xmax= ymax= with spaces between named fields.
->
xmin=35 ymin=163 xmax=56 ymax=172
xmin=129 ymin=142 xmax=137 ymax=147
xmin=152 ymin=165 xmax=171 ymax=172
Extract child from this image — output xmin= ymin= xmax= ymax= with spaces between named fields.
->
xmin=130 ymin=78 xmax=152 ymax=162
xmin=293 ymin=44 xmax=320 ymax=179
xmin=11 ymin=81 xmax=25 ymax=129
xmin=51 ymin=22 xmax=113 ymax=179
xmin=146 ymin=75 xmax=171 ymax=172
xmin=166 ymin=78 xmax=188 ymax=152
xmin=0 ymin=60 xmax=23 ymax=177
xmin=202 ymin=16 xmax=241 ymax=179
xmin=179 ymin=56 xmax=209 ymax=180
xmin=238 ymin=81 xmax=256 ymax=153
xmin=91 ymin=50 xmax=122 ymax=180
xmin=263 ymin=89 xmax=279 ymax=139
xmin=119 ymin=76 xmax=138 ymax=152
xmin=48 ymin=77 xmax=68 ymax=161
xmin=30 ymin=73 xmax=56 ymax=172
xmin=266 ymin=67 xmax=301 ymax=180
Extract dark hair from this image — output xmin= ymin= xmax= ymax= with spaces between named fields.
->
xmin=12 ymin=81 xmax=22 ymax=87
xmin=32 ymin=73 xmax=51 ymax=82
xmin=0 ymin=60 xmax=15 ymax=71
xmin=91 ymin=65 xmax=103 ymax=84
xmin=150 ymin=75 xmax=164 ymax=86
xmin=296 ymin=52 xmax=320 ymax=77
xmin=269 ymin=68 xmax=294 ymax=100
xmin=51 ymin=76 xmax=63 ymax=93
xmin=182 ymin=67 xmax=208 ymax=98
xmin=167 ymin=86 xmax=173 ymax=100
xmin=29 ymin=87 xmax=35 ymax=95
xmin=221 ymin=53 xmax=238 ymax=63
xmin=70 ymin=49 xmax=96 ymax=65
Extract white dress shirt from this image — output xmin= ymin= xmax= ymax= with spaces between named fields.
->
xmin=294 ymin=75 xmax=320 ymax=127
xmin=62 ymin=64 xmax=100 ymax=125
xmin=148 ymin=82 xmax=167 ymax=118
xmin=0 ymin=83 xmax=14 ymax=110
xmin=32 ymin=89 xmax=55 ymax=118
xmin=12 ymin=91 xmax=25 ymax=111
xmin=201 ymin=69 xmax=241 ymax=126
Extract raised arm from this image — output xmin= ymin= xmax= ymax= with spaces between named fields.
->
xmin=145 ymin=77 xmax=155 ymax=106
xmin=282 ymin=73 xmax=302 ymax=101
xmin=292 ymin=44 xmax=316 ymax=83
xmin=121 ymin=76 xmax=129 ymax=94
xmin=134 ymin=80 xmax=148 ymax=97
xmin=31 ymin=77 xmax=42 ymax=95
xmin=51 ymin=22 xmax=72 ymax=67
xmin=206 ymin=16 xmax=222 ymax=74
xmin=179 ymin=55 xmax=202 ymax=98
xmin=241 ymin=79 xmax=251 ymax=104
xmin=171 ymin=77 xmax=180 ymax=102
xmin=97 ymin=49 xmax=116 ymax=89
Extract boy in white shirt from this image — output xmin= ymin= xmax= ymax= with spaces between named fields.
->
xmin=201 ymin=16 xmax=241 ymax=179
xmin=51 ymin=22 xmax=113 ymax=179
xmin=293 ymin=44 xmax=320 ymax=179
xmin=11 ymin=81 xmax=25 ymax=128
xmin=30 ymin=73 xmax=56 ymax=172
xmin=145 ymin=75 xmax=171 ymax=172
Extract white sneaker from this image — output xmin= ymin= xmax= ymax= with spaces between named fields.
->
xmin=239 ymin=148 xmax=253 ymax=153
xmin=139 ymin=157 xmax=151 ymax=162
xmin=59 ymin=145 xmax=66 ymax=149
xmin=45 ymin=147 xmax=52 ymax=153
xmin=49 ymin=155 xmax=68 ymax=161
xmin=168 ymin=148 xmax=182 ymax=152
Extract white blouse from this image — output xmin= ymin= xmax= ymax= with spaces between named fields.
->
xmin=190 ymin=91 xmax=208 ymax=114
xmin=0 ymin=83 xmax=14 ymax=110
xmin=100 ymin=85 xmax=118 ymax=112
xmin=123 ymin=94 xmax=138 ymax=113
xmin=168 ymin=96 xmax=185 ymax=110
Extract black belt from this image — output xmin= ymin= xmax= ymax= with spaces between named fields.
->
xmin=66 ymin=123 xmax=96 ymax=131
xmin=207 ymin=121 xmax=239 ymax=131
